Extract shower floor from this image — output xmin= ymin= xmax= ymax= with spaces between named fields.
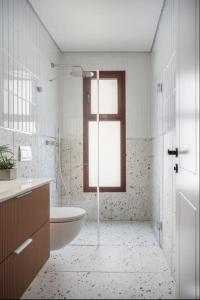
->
xmin=22 ymin=221 xmax=175 ymax=299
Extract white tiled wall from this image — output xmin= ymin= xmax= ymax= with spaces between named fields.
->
xmin=0 ymin=0 xmax=60 ymax=136
xmin=150 ymin=0 xmax=177 ymax=276
xmin=0 ymin=0 xmax=60 ymax=205
xmin=60 ymin=52 xmax=151 ymax=140
xmin=150 ymin=0 xmax=177 ymax=138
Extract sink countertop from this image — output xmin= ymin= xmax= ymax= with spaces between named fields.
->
xmin=0 ymin=178 xmax=54 ymax=203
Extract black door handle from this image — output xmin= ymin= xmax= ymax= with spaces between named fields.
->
xmin=168 ymin=148 xmax=178 ymax=157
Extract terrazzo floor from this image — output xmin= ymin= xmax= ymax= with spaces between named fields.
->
xmin=22 ymin=221 xmax=175 ymax=299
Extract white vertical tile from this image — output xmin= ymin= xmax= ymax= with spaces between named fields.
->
xmin=0 ymin=87 xmax=3 ymax=126
xmin=3 ymin=89 xmax=8 ymax=127
xmin=3 ymin=0 xmax=9 ymax=54
xmin=0 ymin=0 xmax=56 ymax=208
xmin=0 ymin=49 xmax=3 ymax=88
xmin=0 ymin=1 xmax=3 ymax=51
xmin=150 ymin=0 xmax=177 ymax=277
xmin=0 ymin=0 xmax=59 ymax=134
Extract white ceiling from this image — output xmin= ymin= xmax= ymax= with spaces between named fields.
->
xmin=29 ymin=0 xmax=164 ymax=52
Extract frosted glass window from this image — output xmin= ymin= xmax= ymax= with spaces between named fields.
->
xmin=91 ymin=79 xmax=118 ymax=114
xmin=89 ymin=121 xmax=121 ymax=187
xmin=83 ymin=71 xmax=125 ymax=192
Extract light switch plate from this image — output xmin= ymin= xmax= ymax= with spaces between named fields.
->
xmin=19 ymin=146 xmax=32 ymax=161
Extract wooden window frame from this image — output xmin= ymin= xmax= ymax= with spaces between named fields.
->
xmin=83 ymin=71 xmax=126 ymax=192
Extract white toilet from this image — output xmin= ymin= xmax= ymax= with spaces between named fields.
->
xmin=50 ymin=207 xmax=86 ymax=251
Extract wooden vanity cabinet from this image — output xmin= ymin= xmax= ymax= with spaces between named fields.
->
xmin=0 ymin=184 xmax=50 ymax=299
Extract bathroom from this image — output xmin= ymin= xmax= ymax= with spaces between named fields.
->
xmin=0 ymin=0 xmax=199 ymax=299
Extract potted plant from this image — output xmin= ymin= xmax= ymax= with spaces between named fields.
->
xmin=0 ymin=145 xmax=16 ymax=180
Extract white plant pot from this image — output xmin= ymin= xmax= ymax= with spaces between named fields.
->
xmin=0 ymin=169 xmax=17 ymax=180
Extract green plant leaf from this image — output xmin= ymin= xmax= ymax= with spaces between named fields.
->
xmin=0 ymin=144 xmax=15 ymax=169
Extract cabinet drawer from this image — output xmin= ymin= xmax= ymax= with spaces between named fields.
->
xmin=0 ymin=222 xmax=50 ymax=299
xmin=0 ymin=184 xmax=49 ymax=263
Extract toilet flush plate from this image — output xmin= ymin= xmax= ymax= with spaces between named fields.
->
xmin=19 ymin=146 xmax=32 ymax=161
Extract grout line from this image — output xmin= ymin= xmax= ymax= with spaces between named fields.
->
xmin=27 ymin=0 xmax=61 ymax=53
xmin=62 ymin=51 xmax=151 ymax=54
xmin=41 ymin=270 xmax=171 ymax=275
xmin=67 ymin=243 xmax=159 ymax=248
xmin=150 ymin=0 xmax=166 ymax=52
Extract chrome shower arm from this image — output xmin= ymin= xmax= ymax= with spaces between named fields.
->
xmin=51 ymin=62 xmax=84 ymax=71
xmin=49 ymin=63 xmax=94 ymax=81
xmin=49 ymin=70 xmax=68 ymax=82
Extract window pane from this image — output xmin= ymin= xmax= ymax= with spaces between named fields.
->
xmin=89 ymin=121 xmax=121 ymax=187
xmin=91 ymin=79 xmax=118 ymax=114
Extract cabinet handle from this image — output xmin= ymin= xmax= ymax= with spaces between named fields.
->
xmin=17 ymin=190 xmax=32 ymax=198
xmin=14 ymin=239 xmax=33 ymax=255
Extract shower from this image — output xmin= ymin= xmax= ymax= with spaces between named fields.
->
xmin=49 ymin=62 xmax=94 ymax=81
xmin=50 ymin=61 xmax=100 ymax=246
xmin=50 ymin=62 xmax=95 ymax=207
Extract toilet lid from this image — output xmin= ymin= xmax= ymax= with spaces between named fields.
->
xmin=50 ymin=207 xmax=86 ymax=223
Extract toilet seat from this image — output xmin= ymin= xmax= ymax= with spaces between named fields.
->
xmin=50 ymin=207 xmax=86 ymax=223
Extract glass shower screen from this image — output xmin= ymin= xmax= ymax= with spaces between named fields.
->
xmin=66 ymin=69 xmax=123 ymax=246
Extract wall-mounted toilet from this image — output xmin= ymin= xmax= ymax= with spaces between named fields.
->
xmin=50 ymin=207 xmax=86 ymax=251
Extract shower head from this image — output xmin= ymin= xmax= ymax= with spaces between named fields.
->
xmin=49 ymin=63 xmax=94 ymax=82
xmin=70 ymin=69 xmax=94 ymax=78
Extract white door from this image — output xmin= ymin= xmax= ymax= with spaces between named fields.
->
xmin=176 ymin=0 xmax=199 ymax=298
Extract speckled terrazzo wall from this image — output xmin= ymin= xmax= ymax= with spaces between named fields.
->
xmin=0 ymin=127 xmax=58 ymax=206
xmin=59 ymin=138 xmax=152 ymax=221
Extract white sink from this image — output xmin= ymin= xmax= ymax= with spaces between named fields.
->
xmin=0 ymin=178 xmax=53 ymax=203
xmin=0 ymin=179 xmax=33 ymax=194
xmin=0 ymin=181 xmax=21 ymax=193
